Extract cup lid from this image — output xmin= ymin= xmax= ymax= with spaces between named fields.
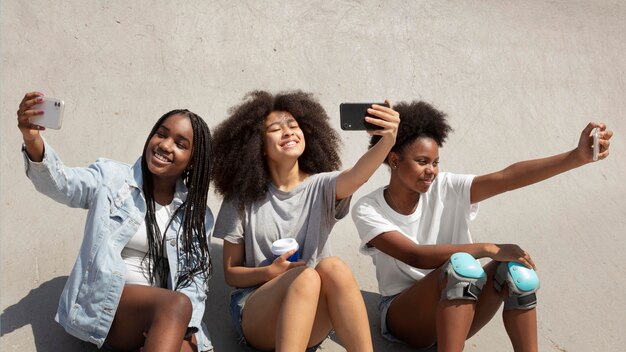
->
xmin=271 ymin=238 xmax=299 ymax=255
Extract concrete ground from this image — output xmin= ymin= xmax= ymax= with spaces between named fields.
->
xmin=2 ymin=1 xmax=625 ymax=351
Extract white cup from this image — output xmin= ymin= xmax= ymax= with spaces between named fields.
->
xmin=271 ymin=238 xmax=300 ymax=262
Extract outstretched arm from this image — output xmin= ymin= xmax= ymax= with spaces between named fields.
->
xmin=470 ymin=122 xmax=613 ymax=204
xmin=335 ymin=100 xmax=400 ymax=200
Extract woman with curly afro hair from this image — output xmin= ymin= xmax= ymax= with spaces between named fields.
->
xmin=351 ymin=100 xmax=613 ymax=351
xmin=212 ymin=90 xmax=399 ymax=351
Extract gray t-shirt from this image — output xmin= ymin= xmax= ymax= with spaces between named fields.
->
xmin=214 ymin=171 xmax=351 ymax=267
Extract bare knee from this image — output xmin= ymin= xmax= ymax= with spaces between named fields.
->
xmin=315 ymin=256 xmax=355 ymax=287
xmin=156 ymin=291 xmax=192 ymax=325
xmin=290 ymin=266 xmax=322 ymax=295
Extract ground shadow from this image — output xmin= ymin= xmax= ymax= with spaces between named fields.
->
xmin=0 ymin=241 xmax=247 ymax=352
xmin=1 ymin=251 xmax=431 ymax=351
xmin=1 ymin=276 xmax=98 ymax=351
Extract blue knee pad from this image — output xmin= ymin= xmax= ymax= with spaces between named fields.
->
xmin=494 ymin=262 xmax=539 ymax=310
xmin=441 ymin=252 xmax=487 ymax=301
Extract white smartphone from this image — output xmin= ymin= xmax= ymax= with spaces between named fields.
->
xmin=31 ymin=97 xmax=65 ymax=129
xmin=592 ymin=127 xmax=599 ymax=161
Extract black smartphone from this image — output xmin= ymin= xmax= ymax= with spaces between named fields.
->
xmin=340 ymin=102 xmax=388 ymax=130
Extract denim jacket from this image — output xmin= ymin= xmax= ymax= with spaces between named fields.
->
xmin=23 ymin=140 xmax=214 ymax=351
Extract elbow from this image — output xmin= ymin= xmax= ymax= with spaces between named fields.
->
xmin=224 ymin=276 xmax=237 ymax=288
xmin=406 ymin=254 xmax=447 ymax=270
xmin=407 ymin=257 xmax=431 ymax=270
xmin=223 ymin=269 xmax=237 ymax=288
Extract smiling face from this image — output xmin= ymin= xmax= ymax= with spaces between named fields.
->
xmin=145 ymin=113 xmax=193 ymax=183
xmin=390 ymin=137 xmax=440 ymax=194
xmin=263 ymin=110 xmax=306 ymax=163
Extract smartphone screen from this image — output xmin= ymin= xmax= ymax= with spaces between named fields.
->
xmin=31 ymin=98 xmax=64 ymax=129
xmin=340 ymin=102 xmax=388 ymax=130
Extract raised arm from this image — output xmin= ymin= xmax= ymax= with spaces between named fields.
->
xmin=335 ymin=100 xmax=400 ymax=200
xmin=470 ymin=122 xmax=613 ymax=204
xmin=17 ymin=91 xmax=46 ymax=161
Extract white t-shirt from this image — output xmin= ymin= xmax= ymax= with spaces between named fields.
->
xmin=351 ymin=172 xmax=478 ymax=296
xmin=121 ymin=202 xmax=174 ymax=285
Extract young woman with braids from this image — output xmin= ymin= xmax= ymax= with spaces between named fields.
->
xmin=17 ymin=91 xmax=214 ymax=352
xmin=351 ymin=101 xmax=613 ymax=351
xmin=211 ymin=90 xmax=399 ymax=351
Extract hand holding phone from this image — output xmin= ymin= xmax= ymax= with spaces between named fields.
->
xmin=592 ymin=127 xmax=599 ymax=161
xmin=31 ymin=97 xmax=64 ymax=130
xmin=340 ymin=102 xmax=389 ymax=130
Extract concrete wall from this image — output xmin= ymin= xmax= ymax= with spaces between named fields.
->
xmin=2 ymin=1 xmax=625 ymax=351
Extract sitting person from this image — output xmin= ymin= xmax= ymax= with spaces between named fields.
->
xmin=211 ymin=90 xmax=399 ymax=351
xmin=17 ymin=91 xmax=215 ymax=352
xmin=351 ymin=100 xmax=612 ymax=351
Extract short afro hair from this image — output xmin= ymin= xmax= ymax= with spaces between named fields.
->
xmin=212 ymin=90 xmax=342 ymax=207
xmin=370 ymin=101 xmax=452 ymax=164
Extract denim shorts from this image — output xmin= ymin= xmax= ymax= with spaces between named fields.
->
xmin=229 ymin=287 xmax=323 ymax=352
xmin=379 ymin=293 xmax=402 ymax=343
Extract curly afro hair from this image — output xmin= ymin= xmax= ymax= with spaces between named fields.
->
xmin=370 ymin=101 xmax=452 ymax=164
xmin=212 ymin=90 xmax=342 ymax=206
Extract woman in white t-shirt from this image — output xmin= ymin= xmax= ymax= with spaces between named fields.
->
xmin=351 ymin=101 xmax=613 ymax=351
xmin=211 ymin=90 xmax=399 ymax=352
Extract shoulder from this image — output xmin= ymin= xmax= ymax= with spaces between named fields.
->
xmin=429 ymin=172 xmax=475 ymax=204
xmin=215 ymin=197 xmax=242 ymax=222
xmin=204 ymin=205 xmax=215 ymax=227
xmin=352 ymin=187 xmax=385 ymax=216
xmin=432 ymin=172 xmax=474 ymax=190
xmin=91 ymin=157 xmax=132 ymax=174
xmin=308 ymin=170 xmax=341 ymax=183
xmin=89 ymin=158 xmax=136 ymax=191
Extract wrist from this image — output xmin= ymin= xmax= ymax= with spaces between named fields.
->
xmin=22 ymin=135 xmax=39 ymax=144
xmin=481 ymin=243 xmax=498 ymax=258
xmin=265 ymin=263 xmax=279 ymax=281
xmin=574 ymin=148 xmax=590 ymax=167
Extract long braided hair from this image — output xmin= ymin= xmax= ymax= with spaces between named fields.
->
xmin=140 ymin=109 xmax=212 ymax=290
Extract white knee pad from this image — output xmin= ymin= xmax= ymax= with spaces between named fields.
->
xmin=441 ymin=252 xmax=487 ymax=301
xmin=493 ymin=262 xmax=539 ymax=310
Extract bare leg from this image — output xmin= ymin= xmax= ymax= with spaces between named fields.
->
xmin=468 ymin=260 xmax=538 ymax=352
xmin=467 ymin=261 xmax=507 ymax=337
xmin=436 ymin=299 xmax=475 ymax=352
xmin=105 ymin=285 xmax=192 ymax=352
xmin=241 ymin=267 xmax=321 ymax=351
xmin=310 ymin=257 xmax=373 ymax=352
xmin=179 ymin=334 xmax=198 ymax=352
xmin=386 ymin=267 xmax=476 ymax=351
xmin=385 ymin=268 xmax=439 ymax=348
